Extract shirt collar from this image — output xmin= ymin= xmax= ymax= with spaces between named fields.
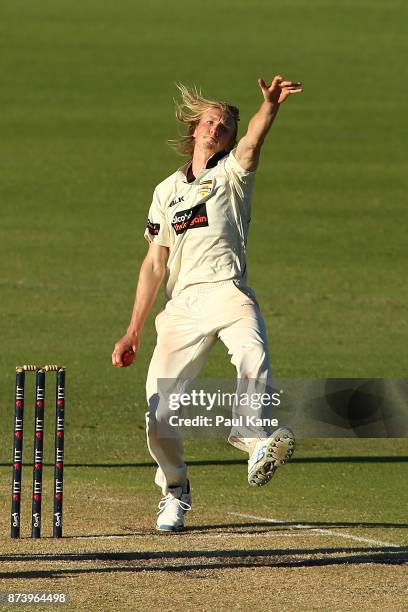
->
xmin=178 ymin=150 xmax=228 ymax=183
xmin=205 ymin=150 xmax=228 ymax=168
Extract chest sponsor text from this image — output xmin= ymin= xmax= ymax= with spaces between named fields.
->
xmin=171 ymin=203 xmax=209 ymax=235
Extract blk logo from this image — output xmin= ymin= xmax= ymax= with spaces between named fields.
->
xmin=170 ymin=195 xmax=185 ymax=207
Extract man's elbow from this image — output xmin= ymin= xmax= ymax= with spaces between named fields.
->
xmin=151 ymin=261 xmax=167 ymax=280
xmin=237 ymin=146 xmax=261 ymax=171
xmin=141 ymin=253 xmax=166 ymax=281
xmin=236 ymin=136 xmax=263 ymax=169
xmin=144 ymin=244 xmax=168 ymax=276
xmin=244 ymin=137 xmax=264 ymax=152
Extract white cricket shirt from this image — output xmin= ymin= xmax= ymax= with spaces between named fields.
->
xmin=144 ymin=148 xmax=256 ymax=298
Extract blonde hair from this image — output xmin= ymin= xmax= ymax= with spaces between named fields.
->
xmin=169 ymin=83 xmax=239 ymax=156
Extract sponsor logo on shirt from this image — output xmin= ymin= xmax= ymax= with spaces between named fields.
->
xmin=146 ymin=219 xmax=160 ymax=236
xmin=171 ymin=203 xmax=209 ymax=235
xmin=169 ymin=195 xmax=185 ymax=207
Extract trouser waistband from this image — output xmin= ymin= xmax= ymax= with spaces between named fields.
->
xmin=178 ymin=280 xmax=243 ymax=296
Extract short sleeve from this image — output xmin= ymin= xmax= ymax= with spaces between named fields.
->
xmin=144 ymin=188 xmax=170 ymax=247
xmin=224 ymin=148 xmax=256 ymax=185
xmin=223 ymin=148 xmax=256 ymax=209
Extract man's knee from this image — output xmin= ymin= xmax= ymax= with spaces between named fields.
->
xmin=234 ymin=344 xmax=269 ymax=378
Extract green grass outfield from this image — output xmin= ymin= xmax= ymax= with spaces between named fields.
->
xmin=0 ymin=1 xmax=407 ymax=609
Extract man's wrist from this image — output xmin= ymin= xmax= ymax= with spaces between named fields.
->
xmin=126 ymin=327 xmax=141 ymax=339
xmin=261 ymin=99 xmax=279 ymax=115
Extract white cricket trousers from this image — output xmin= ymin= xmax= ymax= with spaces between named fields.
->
xmin=146 ymin=280 xmax=272 ymax=494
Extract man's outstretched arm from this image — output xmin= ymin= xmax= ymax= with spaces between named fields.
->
xmin=112 ymin=242 xmax=169 ymax=367
xmin=235 ymin=75 xmax=303 ymax=172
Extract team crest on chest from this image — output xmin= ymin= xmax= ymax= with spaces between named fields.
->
xmin=198 ymin=178 xmax=215 ymax=199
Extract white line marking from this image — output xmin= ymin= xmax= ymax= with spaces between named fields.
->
xmin=228 ymin=512 xmax=400 ymax=548
xmin=308 ymin=528 xmax=400 ymax=548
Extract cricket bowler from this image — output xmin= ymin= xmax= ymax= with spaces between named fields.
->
xmin=112 ymin=75 xmax=303 ymax=531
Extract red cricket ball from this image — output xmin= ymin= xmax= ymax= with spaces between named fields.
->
xmin=122 ymin=349 xmax=134 ymax=367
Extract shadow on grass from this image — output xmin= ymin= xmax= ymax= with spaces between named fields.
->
xmin=0 ymin=456 xmax=407 ymax=469
xmin=184 ymin=520 xmax=408 ymax=531
xmin=59 ymin=519 xmax=408 ymax=537
xmin=0 ymin=545 xmax=407 ymax=578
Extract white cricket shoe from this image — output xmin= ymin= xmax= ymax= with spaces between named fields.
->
xmin=156 ymin=480 xmax=192 ymax=532
xmin=248 ymin=427 xmax=295 ymax=487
